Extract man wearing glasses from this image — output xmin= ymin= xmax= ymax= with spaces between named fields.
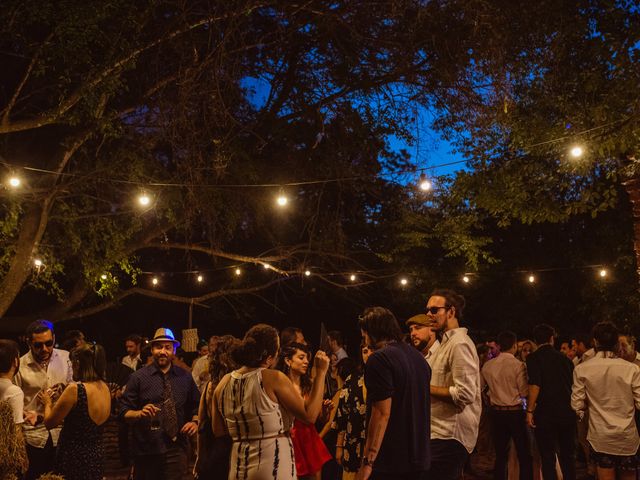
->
xmin=426 ymin=289 xmax=481 ymax=480
xmin=14 ymin=319 xmax=73 ymax=480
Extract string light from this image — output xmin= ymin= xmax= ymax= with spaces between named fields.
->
xmin=570 ymin=146 xmax=584 ymax=158
xmin=349 ymin=274 xmax=357 ymax=282
xmin=151 ymin=277 xmax=159 ymax=286
xmin=8 ymin=177 xmax=21 ymax=188
xmin=599 ymin=268 xmax=607 ymax=278
xmin=234 ymin=268 xmax=242 ymax=276
xmin=418 ymin=174 xmax=432 ymax=192
xmin=263 ymin=263 xmax=271 ymax=270
xmin=137 ymin=192 xmax=151 ymax=207
xmin=34 ymin=259 xmax=43 ymax=267
xmin=197 ymin=274 xmax=204 ymax=283
xmin=304 ymin=270 xmax=311 ymax=277
xmin=527 ymin=274 xmax=536 ymax=284
xmin=276 ymin=188 xmax=288 ymax=207
xmin=400 ymin=277 xmax=408 ymax=286
xmin=100 ymin=274 xmax=107 ymax=280
xmin=462 ymin=275 xmax=470 ymax=283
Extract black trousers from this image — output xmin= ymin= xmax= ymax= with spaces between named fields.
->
xmin=533 ymin=415 xmax=576 ymax=480
xmin=490 ymin=409 xmax=533 ymax=480
xmin=428 ymin=438 xmax=469 ymax=480
xmin=134 ymin=444 xmax=188 ymax=480
xmin=25 ymin=435 xmax=55 ymax=480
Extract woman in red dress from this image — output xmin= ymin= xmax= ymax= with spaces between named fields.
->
xmin=277 ymin=342 xmax=331 ymax=480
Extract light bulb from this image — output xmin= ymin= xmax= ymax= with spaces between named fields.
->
xmin=101 ymin=274 xmax=107 ymax=280
xmin=400 ymin=277 xmax=408 ymax=286
xmin=152 ymin=277 xmax=159 ymax=286
xmin=528 ymin=275 xmax=535 ymax=283
xmin=304 ymin=270 xmax=311 ymax=277
xmin=599 ymin=269 xmax=607 ymax=278
xmin=34 ymin=259 xmax=43 ymax=267
xmin=263 ymin=263 xmax=270 ymax=270
xmin=235 ymin=268 xmax=242 ymax=276
xmin=276 ymin=195 xmax=288 ymax=207
xmin=419 ymin=179 xmax=432 ymax=191
xmin=350 ymin=274 xmax=357 ymax=282
xmin=8 ymin=177 xmax=21 ymax=188
xmin=462 ymin=275 xmax=470 ymax=283
xmin=197 ymin=274 xmax=203 ymax=283
xmin=138 ymin=193 xmax=151 ymax=207
xmin=570 ymin=146 xmax=584 ymax=158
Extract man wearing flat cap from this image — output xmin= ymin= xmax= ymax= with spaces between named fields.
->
xmin=119 ymin=328 xmax=200 ymax=480
xmin=406 ymin=314 xmax=440 ymax=367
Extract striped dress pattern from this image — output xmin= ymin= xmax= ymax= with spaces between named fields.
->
xmin=220 ymin=368 xmax=296 ymax=480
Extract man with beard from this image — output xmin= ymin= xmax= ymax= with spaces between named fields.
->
xmin=426 ymin=289 xmax=481 ymax=480
xmin=14 ymin=320 xmax=73 ymax=480
xmin=120 ymin=328 xmax=200 ymax=480
xmin=406 ymin=314 xmax=440 ymax=367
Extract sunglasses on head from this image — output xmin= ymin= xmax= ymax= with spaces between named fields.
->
xmin=33 ymin=340 xmax=54 ymax=349
xmin=425 ymin=305 xmax=450 ymax=315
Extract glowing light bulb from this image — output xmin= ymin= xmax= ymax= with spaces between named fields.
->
xmin=462 ymin=275 xmax=470 ymax=283
xmin=276 ymin=195 xmax=288 ymax=207
xmin=528 ymin=274 xmax=536 ymax=284
xmin=304 ymin=270 xmax=311 ymax=277
xmin=235 ymin=268 xmax=242 ymax=276
xmin=8 ymin=177 xmax=21 ymax=188
xmin=34 ymin=259 xmax=43 ymax=267
xmin=570 ymin=146 xmax=584 ymax=158
xmin=263 ymin=263 xmax=270 ymax=270
xmin=101 ymin=274 xmax=107 ymax=280
xmin=599 ymin=269 xmax=607 ymax=278
xmin=197 ymin=274 xmax=203 ymax=283
xmin=152 ymin=277 xmax=159 ymax=286
xmin=138 ymin=193 xmax=151 ymax=207
xmin=400 ymin=277 xmax=408 ymax=286
xmin=350 ymin=274 xmax=357 ymax=282
xmin=419 ymin=179 xmax=432 ymax=191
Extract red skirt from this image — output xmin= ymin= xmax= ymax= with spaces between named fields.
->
xmin=290 ymin=419 xmax=332 ymax=476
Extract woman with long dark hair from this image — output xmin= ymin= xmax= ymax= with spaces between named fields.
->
xmin=41 ymin=343 xmax=111 ymax=480
xmin=276 ymin=342 xmax=332 ymax=480
xmin=212 ymin=324 xmax=330 ymax=480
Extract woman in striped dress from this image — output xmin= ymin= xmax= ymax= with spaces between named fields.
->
xmin=212 ymin=324 xmax=330 ymax=480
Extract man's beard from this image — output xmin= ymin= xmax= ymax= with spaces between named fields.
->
xmin=413 ymin=339 xmax=429 ymax=352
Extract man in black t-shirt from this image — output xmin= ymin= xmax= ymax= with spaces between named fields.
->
xmin=526 ymin=323 xmax=576 ymax=480
xmin=356 ymin=306 xmax=431 ymax=480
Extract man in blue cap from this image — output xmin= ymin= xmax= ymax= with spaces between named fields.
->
xmin=119 ymin=327 xmax=200 ymax=480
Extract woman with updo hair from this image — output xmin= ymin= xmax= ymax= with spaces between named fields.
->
xmin=41 ymin=343 xmax=111 ymax=480
xmin=212 ymin=324 xmax=330 ymax=480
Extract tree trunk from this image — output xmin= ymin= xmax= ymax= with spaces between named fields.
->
xmin=622 ymin=174 xmax=640 ymax=280
xmin=0 ymin=204 xmax=48 ymax=317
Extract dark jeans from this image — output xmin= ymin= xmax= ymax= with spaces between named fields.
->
xmin=134 ymin=444 xmax=188 ymax=480
xmin=371 ymin=471 xmax=428 ymax=480
xmin=428 ymin=438 xmax=469 ymax=480
xmin=25 ymin=435 xmax=55 ymax=480
xmin=533 ymin=415 xmax=576 ymax=480
xmin=490 ymin=409 xmax=533 ymax=480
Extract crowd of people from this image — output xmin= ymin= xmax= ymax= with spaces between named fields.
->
xmin=0 ymin=287 xmax=639 ymax=480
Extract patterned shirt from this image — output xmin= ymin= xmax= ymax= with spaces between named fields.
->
xmin=119 ymin=362 xmax=200 ymax=455
xmin=332 ymin=373 xmax=367 ymax=473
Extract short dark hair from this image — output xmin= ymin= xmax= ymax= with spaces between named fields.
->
xmin=593 ymin=322 xmax=619 ymax=352
xmin=430 ymin=289 xmax=466 ymax=320
xmin=533 ymin=324 xmax=556 ymax=345
xmin=26 ymin=320 xmax=54 ymax=340
xmin=358 ymin=307 xmax=403 ymax=345
xmin=572 ymin=333 xmax=592 ymax=348
xmin=71 ymin=343 xmax=106 ymax=382
xmin=0 ymin=340 xmax=20 ymax=374
xmin=497 ymin=331 xmax=517 ymax=352
xmin=327 ymin=331 xmax=344 ymax=346
xmin=125 ymin=334 xmax=142 ymax=345
xmin=280 ymin=327 xmax=303 ymax=347
xmin=232 ymin=324 xmax=280 ymax=368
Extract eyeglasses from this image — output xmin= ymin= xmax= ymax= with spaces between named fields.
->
xmin=425 ymin=305 xmax=450 ymax=315
xmin=32 ymin=340 xmax=54 ymax=349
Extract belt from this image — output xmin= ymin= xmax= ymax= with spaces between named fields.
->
xmin=491 ymin=404 xmax=523 ymax=411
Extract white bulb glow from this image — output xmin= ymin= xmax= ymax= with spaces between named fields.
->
xmin=197 ymin=275 xmax=203 ymax=283
xmin=263 ymin=263 xmax=270 ymax=270
xmin=528 ymin=275 xmax=536 ymax=283
xmin=152 ymin=277 xmax=159 ymax=286
xmin=34 ymin=259 xmax=43 ymax=267
xmin=8 ymin=177 xmax=21 ymax=188
xmin=419 ymin=179 xmax=432 ymax=191
xmin=304 ymin=270 xmax=311 ymax=277
xmin=599 ymin=269 xmax=607 ymax=278
xmin=138 ymin=193 xmax=151 ymax=206
xmin=462 ymin=275 xmax=470 ymax=283
xmin=276 ymin=195 xmax=288 ymax=206
xmin=400 ymin=278 xmax=408 ymax=286
xmin=101 ymin=274 xmax=107 ymax=280
xmin=570 ymin=146 xmax=584 ymax=158
xmin=235 ymin=268 xmax=242 ymax=276
xmin=350 ymin=274 xmax=357 ymax=282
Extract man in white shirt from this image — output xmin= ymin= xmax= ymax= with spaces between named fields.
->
xmin=426 ymin=288 xmax=481 ymax=480
xmin=406 ymin=314 xmax=440 ymax=366
xmin=618 ymin=334 xmax=640 ymax=367
xmin=191 ymin=335 xmax=219 ymax=391
xmin=481 ymin=331 xmax=532 ymax=480
xmin=122 ymin=334 xmax=143 ymax=371
xmin=572 ymin=322 xmax=640 ymax=480
xmin=14 ymin=320 xmax=73 ymax=480
xmin=328 ymin=330 xmax=348 ymax=366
